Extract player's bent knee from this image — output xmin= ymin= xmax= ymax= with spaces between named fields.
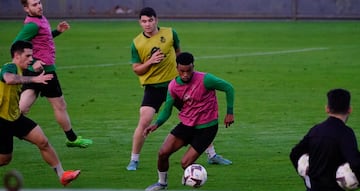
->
xmin=36 ymin=139 xmax=51 ymax=150
xmin=158 ymin=149 xmax=171 ymax=160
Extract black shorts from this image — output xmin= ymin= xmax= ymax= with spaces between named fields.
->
xmin=171 ymin=123 xmax=218 ymax=154
xmin=141 ymin=85 xmax=168 ymax=113
xmin=0 ymin=115 xmax=37 ymax=154
xmin=21 ymin=70 xmax=63 ymax=98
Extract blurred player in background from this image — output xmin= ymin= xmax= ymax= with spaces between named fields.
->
xmin=127 ymin=7 xmax=231 ymax=171
xmin=144 ymin=52 xmax=235 ymax=190
xmin=0 ymin=40 xmax=80 ymax=186
xmin=14 ymin=0 xmax=92 ymax=148
xmin=290 ymin=88 xmax=360 ymax=191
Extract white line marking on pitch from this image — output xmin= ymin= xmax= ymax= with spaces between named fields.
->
xmin=196 ymin=47 xmax=329 ymax=59
xmin=57 ymin=47 xmax=329 ymax=70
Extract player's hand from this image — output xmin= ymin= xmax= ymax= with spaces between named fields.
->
xmin=224 ymin=114 xmax=234 ymax=128
xmin=149 ymin=49 xmax=164 ymax=65
xmin=32 ymin=60 xmax=44 ymax=72
xmin=57 ymin=21 xmax=70 ymax=32
xmin=33 ymin=71 xmax=53 ymax=84
xmin=143 ymin=124 xmax=159 ymax=137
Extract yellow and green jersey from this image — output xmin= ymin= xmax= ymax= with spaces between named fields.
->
xmin=131 ymin=27 xmax=180 ymax=86
xmin=0 ymin=63 xmax=22 ymax=121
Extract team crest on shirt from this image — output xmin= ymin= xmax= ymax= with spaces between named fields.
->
xmin=160 ymin=36 xmax=166 ymax=43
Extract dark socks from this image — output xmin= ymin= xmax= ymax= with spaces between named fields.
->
xmin=65 ymin=129 xmax=77 ymax=142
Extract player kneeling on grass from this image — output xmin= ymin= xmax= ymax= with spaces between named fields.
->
xmin=143 ymin=52 xmax=235 ymax=191
xmin=0 ymin=40 xmax=80 ymax=186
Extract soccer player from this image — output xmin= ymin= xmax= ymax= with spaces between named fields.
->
xmin=290 ymin=88 xmax=360 ymax=191
xmin=127 ymin=7 xmax=231 ymax=171
xmin=0 ymin=40 xmax=80 ymax=186
xmin=144 ymin=52 xmax=235 ymax=190
xmin=14 ymin=0 xmax=92 ymax=148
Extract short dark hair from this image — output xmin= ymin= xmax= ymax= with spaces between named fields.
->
xmin=176 ymin=52 xmax=194 ymax=65
xmin=139 ymin=7 xmax=157 ymax=18
xmin=327 ymin=88 xmax=351 ymax=114
xmin=20 ymin=0 xmax=28 ymax=7
xmin=11 ymin=40 xmax=33 ymax=58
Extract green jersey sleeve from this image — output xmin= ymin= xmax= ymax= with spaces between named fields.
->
xmin=14 ymin=22 xmax=61 ymax=43
xmin=0 ymin=63 xmax=17 ymax=82
xmin=52 ymin=29 xmax=61 ymax=38
xmin=204 ymin=73 xmax=234 ymax=114
xmin=172 ymin=29 xmax=180 ymax=50
xmin=13 ymin=22 xmax=39 ymax=42
xmin=155 ymin=91 xmax=175 ymax=127
xmin=131 ymin=42 xmax=141 ymax=64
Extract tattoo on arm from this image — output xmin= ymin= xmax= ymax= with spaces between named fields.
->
xmin=13 ymin=75 xmax=33 ymax=84
xmin=3 ymin=73 xmax=34 ymax=85
xmin=20 ymin=76 xmax=33 ymax=84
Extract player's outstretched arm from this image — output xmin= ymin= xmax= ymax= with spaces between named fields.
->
xmin=3 ymin=71 xmax=53 ymax=85
xmin=32 ymin=71 xmax=53 ymax=84
xmin=143 ymin=124 xmax=159 ymax=137
xmin=224 ymin=114 xmax=234 ymax=128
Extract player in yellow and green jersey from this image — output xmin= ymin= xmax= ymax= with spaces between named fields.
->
xmin=0 ymin=40 xmax=80 ymax=186
xmin=127 ymin=7 xmax=232 ymax=171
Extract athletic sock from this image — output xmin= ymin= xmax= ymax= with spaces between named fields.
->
xmin=158 ymin=171 xmax=168 ymax=185
xmin=131 ymin=153 xmax=140 ymax=161
xmin=65 ymin=129 xmax=77 ymax=142
xmin=205 ymin=144 xmax=216 ymax=159
xmin=53 ymin=163 xmax=64 ymax=178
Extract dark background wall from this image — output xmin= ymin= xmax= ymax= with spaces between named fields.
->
xmin=1 ymin=0 xmax=359 ymax=19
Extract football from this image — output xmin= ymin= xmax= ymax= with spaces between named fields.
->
xmin=297 ymin=153 xmax=309 ymax=177
xmin=336 ymin=163 xmax=359 ymax=190
xmin=182 ymin=164 xmax=207 ymax=188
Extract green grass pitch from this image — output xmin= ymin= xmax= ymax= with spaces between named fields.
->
xmin=0 ymin=19 xmax=360 ymax=190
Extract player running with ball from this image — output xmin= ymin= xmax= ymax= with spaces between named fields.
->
xmin=144 ymin=52 xmax=235 ymax=191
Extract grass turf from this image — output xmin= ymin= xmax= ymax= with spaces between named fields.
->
xmin=0 ymin=19 xmax=360 ymax=190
